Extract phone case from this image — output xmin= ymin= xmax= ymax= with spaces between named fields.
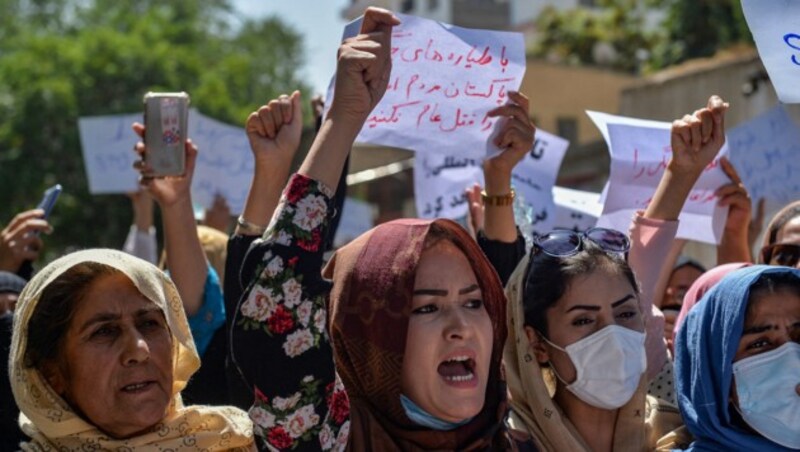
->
xmin=143 ymin=92 xmax=190 ymax=177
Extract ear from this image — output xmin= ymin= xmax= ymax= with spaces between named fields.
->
xmin=40 ymin=361 xmax=68 ymax=397
xmin=523 ymin=325 xmax=550 ymax=365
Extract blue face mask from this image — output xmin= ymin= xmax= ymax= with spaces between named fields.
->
xmin=733 ymin=341 xmax=800 ymax=449
xmin=399 ymin=394 xmax=472 ymax=431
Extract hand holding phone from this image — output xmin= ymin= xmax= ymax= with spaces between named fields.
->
xmin=143 ymin=92 xmax=190 ymax=177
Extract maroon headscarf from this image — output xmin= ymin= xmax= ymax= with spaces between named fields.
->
xmin=324 ymin=219 xmax=508 ymax=451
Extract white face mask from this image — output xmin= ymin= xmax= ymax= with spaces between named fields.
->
xmin=733 ymin=341 xmax=800 ymax=449
xmin=543 ymin=325 xmax=646 ymax=410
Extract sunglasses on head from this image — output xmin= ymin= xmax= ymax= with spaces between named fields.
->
xmin=532 ymin=227 xmax=630 ymax=258
xmin=760 ymin=243 xmax=800 ymax=268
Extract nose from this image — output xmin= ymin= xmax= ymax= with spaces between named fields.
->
xmin=121 ymin=330 xmax=150 ymax=366
xmin=442 ymin=307 xmax=472 ymax=341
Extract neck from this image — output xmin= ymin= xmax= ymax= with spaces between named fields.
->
xmin=554 ymin=383 xmax=618 ymax=452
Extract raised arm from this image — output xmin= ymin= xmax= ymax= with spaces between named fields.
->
xmin=482 ymin=91 xmax=536 ymax=243
xmin=299 ymin=8 xmax=400 ymax=191
xmin=237 ymin=91 xmax=304 ymax=237
xmin=133 ymin=124 xmax=207 ymax=316
xmin=633 ymin=95 xmax=728 ymax=379
xmin=715 ymin=157 xmax=754 ymax=264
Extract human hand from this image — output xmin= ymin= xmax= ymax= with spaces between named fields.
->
xmin=132 ymin=122 xmax=198 ymax=208
xmin=669 ymin=95 xmax=729 ymax=176
xmin=483 ymin=91 xmax=536 ymax=177
xmin=716 ymin=157 xmax=752 ymax=233
xmin=246 ymin=91 xmax=303 ymax=167
xmin=0 ymin=209 xmax=51 ymax=272
xmin=204 ymin=194 xmax=232 ymax=233
xmin=328 ymin=7 xmax=400 ymax=125
xmin=465 ymin=183 xmax=485 ymax=238
xmin=749 ymin=198 xmax=766 ymax=250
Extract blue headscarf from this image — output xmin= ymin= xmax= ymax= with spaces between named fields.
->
xmin=674 ymin=265 xmax=800 ymax=451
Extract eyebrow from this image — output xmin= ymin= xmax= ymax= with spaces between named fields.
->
xmin=741 ymin=324 xmax=774 ymax=336
xmin=413 ymin=284 xmax=480 ymax=297
xmin=78 ymin=306 xmax=162 ymax=333
xmin=566 ymin=294 xmax=636 ymax=313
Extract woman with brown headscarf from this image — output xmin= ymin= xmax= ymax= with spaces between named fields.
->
xmin=227 ymin=7 xmax=535 ymax=450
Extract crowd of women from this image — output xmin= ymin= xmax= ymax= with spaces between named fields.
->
xmin=0 ymin=6 xmax=798 ymax=451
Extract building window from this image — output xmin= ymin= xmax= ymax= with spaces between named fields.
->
xmin=557 ymin=117 xmax=579 ymax=144
xmin=401 ymin=0 xmax=415 ymax=13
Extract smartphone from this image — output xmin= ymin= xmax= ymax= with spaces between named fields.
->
xmin=36 ymin=184 xmax=62 ymax=220
xmin=143 ymin=92 xmax=190 ymax=177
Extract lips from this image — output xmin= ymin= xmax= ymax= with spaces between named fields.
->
xmin=120 ymin=381 xmax=156 ymax=394
xmin=437 ymin=350 xmax=478 ymax=387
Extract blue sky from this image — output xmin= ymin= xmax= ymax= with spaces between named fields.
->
xmin=231 ymin=0 xmax=350 ymax=95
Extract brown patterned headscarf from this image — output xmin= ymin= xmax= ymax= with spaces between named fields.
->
xmin=324 ymin=219 xmax=508 ymax=451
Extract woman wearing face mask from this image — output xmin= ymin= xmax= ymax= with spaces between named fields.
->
xmin=478 ymin=97 xmax=730 ymax=450
xmin=227 ymin=7 xmax=534 ymax=449
xmin=674 ymin=266 xmax=800 ymax=450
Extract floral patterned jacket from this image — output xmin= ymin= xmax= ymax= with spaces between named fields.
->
xmin=229 ymin=174 xmax=349 ymax=451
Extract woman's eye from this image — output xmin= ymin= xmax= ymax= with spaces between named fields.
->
xmin=412 ymin=304 xmax=437 ymax=315
xmin=464 ymin=299 xmax=484 ymax=309
xmin=91 ymin=326 xmax=117 ymax=339
xmin=746 ymin=338 xmax=771 ymax=350
xmin=572 ymin=317 xmax=593 ymax=327
xmin=140 ymin=318 xmax=163 ymax=331
xmin=617 ymin=310 xmax=637 ymax=320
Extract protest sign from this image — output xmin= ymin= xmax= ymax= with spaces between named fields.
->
xmin=727 ymin=105 xmax=800 ymax=213
xmin=414 ymin=129 xmax=569 ymax=234
xmin=333 ymin=197 xmax=375 ymax=247
xmin=78 ymin=113 xmax=143 ymax=194
xmin=326 ymin=13 xmax=525 ymax=157
xmin=741 ymin=0 xmax=800 ymax=103
xmin=590 ymin=113 xmax=730 ymax=244
xmin=552 ymin=186 xmax=602 ymax=232
xmin=78 ymin=110 xmax=252 ymax=214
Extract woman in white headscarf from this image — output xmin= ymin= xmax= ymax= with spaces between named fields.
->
xmin=9 ymin=248 xmax=254 ymax=450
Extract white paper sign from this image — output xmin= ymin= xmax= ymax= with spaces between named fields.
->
xmin=78 ymin=111 xmax=253 ymax=214
xmin=511 ymin=130 xmax=569 ymax=233
xmin=78 ymin=113 xmax=143 ymax=194
xmin=742 ymin=0 xmax=800 ymax=103
xmin=189 ymin=112 xmax=253 ymax=214
xmin=333 ymin=197 xmax=375 ymax=247
xmin=325 ymin=13 xmax=525 ymax=157
xmin=552 ymin=186 xmax=602 ymax=232
xmin=597 ymin=121 xmax=730 ymax=244
xmin=728 ymin=105 xmax=800 ymax=213
xmin=414 ymin=130 xmax=569 ymax=234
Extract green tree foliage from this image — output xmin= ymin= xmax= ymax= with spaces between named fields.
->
xmin=0 ymin=0 xmax=310 ymax=263
xmin=530 ymin=0 xmax=752 ymax=74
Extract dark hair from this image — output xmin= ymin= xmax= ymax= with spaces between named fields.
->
xmin=24 ymin=262 xmax=119 ymax=369
xmin=765 ymin=204 xmax=800 ymax=248
xmin=748 ymin=271 xmax=800 ymax=306
xmin=522 ymin=240 xmax=639 ymax=338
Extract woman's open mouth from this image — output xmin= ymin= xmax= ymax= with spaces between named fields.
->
xmin=437 ymin=355 xmax=478 ymax=388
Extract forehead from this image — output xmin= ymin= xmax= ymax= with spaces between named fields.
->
xmin=556 ymin=267 xmax=634 ymax=309
xmin=71 ymin=272 xmax=157 ymax=322
xmin=669 ymin=265 xmax=704 ymax=287
xmin=414 ymin=240 xmax=477 ymax=285
xmin=746 ymin=288 xmax=800 ymax=322
xmin=776 ymin=215 xmax=800 ymax=244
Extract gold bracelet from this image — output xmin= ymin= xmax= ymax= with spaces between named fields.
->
xmin=237 ymin=215 xmax=267 ymax=235
xmin=481 ymin=189 xmax=515 ymax=207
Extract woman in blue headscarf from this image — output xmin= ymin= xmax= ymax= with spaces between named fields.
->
xmin=674 ymin=265 xmax=800 ymax=450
